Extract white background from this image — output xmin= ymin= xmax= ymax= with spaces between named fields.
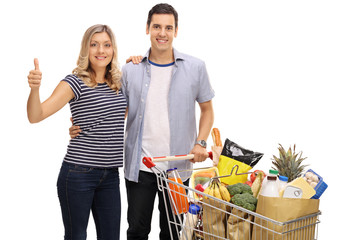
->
xmin=1 ymin=0 xmax=359 ymax=239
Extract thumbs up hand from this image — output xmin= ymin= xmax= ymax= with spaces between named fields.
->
xmin=27 ymin=58 xmax=42 ymax=89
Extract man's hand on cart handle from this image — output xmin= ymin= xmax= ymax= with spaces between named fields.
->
xmin=189 ymin=144 xmax=209 ymax=163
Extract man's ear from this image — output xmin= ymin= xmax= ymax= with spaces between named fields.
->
xmin=146 ymin=24 xmax=149 ymax=35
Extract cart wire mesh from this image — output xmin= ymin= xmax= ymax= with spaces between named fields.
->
xmin=153 ymin=169 xmax=320 ymax=240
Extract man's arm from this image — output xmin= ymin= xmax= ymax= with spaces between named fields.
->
xmin=69 ymin=117 xmax=81 ymax=139
xmin=190 ymin=100 xmax=214 ymax=163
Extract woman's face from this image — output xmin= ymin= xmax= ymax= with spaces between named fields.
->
xmin=88 ymin=32 xmax=113 ymax=71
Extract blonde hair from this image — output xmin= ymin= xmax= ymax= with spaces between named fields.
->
xmin=73 ymin=24 xmax=121 ymax=93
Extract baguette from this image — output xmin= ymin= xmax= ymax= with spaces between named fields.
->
xmin=211 ymin=128 xmax=222 ymax=147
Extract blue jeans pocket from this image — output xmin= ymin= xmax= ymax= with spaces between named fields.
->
xmin=68 ymin=164 xmax=94 ymax=173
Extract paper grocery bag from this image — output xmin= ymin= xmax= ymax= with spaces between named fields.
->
xmin=202 ymin=198 xmax=228 ymax=240
xmin=227 ymin=208 xmax=254 ymax=240
xmin=252 ymin=195 xmax=320 ymax=240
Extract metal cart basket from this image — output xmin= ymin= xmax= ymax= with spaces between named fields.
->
xmin=142 ymin=154 xmax=321 ymax=240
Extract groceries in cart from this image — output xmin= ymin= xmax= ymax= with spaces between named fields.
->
xmin=217 ymin=138 xmax=264 ymax=185
xmin=191 ymin=167 xmax=219 ymax=201
xmin=270 ymin=144 xmax=328 ymax=200
xmin=210 ymin=128 xmax=222 ymax=166
xmin=167 ymin=168 xmax=190 ymax=215
xmin=142 ymin=129 xmax=327 ymax=240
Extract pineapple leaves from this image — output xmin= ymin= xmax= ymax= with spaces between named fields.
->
xmin=271 ymin=144 xmax=308 ymax=182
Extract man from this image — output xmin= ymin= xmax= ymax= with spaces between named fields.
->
xmin=122 ymin=4 xmax=214 ymax=240
xmin=71 ymin=3 xmax=214 ymax=240
xmin=123 ymin=3 xmax=214 ymax=240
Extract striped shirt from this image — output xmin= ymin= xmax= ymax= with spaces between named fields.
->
xmin=62 ymin=74 xmax=127 ymax=168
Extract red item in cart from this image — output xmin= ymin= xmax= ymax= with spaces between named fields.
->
xmin=167 ymin=168 xmax=189 ymax=215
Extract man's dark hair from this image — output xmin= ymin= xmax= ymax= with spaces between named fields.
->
xmin=147 ymin=3 xmax=178 ymax=29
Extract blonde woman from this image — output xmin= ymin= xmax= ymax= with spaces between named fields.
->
xmin=27 ymin=24 xmax=126 ymax=240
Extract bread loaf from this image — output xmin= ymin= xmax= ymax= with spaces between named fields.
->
xmin=211 ymin=128 xmax=222 ymax=147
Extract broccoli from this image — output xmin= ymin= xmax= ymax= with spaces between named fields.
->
xmin=230 ymin=193 xmax=258 ymax=211
xmin=226 ymin=183 xmax=253 ymax=196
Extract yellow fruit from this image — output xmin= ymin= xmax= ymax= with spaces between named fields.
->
xmin=203 ymin=185 xmax=211 ymax=199
xmin=208 ymin=184 xmax=215 ymax=198
xmin=219 ymin=185 xmax=231 ymax=202
xmin=212 ymin=182 xmax=222 ymax=200
xmin=251 ymin=171 xmax=264 ymax=198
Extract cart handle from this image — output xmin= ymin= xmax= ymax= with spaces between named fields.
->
xmin=142 ymin=152 xmax=213 ymax=169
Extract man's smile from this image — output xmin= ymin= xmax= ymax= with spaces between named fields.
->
xmin=156 ymin=38 xmax=168 ymax=44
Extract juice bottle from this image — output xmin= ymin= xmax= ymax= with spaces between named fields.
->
xmin=167 ymin=168 xmax=189 ymax=215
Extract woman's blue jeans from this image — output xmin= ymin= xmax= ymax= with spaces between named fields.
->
xmin=57 ymin=162 xmax=121 ymax=240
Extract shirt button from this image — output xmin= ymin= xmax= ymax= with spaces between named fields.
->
xmin=139 ymin=115 xmax=142 ymax=119
xmin=145 ymin=84 xmax=148 ymax=87
xmin=141 ymin=99 xmax=144 ymax=102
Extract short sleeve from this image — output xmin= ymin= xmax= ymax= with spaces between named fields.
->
xmin=197 ymin=61 xmax=215 ymax=103
xmin=120 ymin=66 xmax=129 ymax=101
xmin=61 ymin=74 xmax=82 ymax=101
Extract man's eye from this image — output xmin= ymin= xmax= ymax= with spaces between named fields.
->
xmin=167 ymin=27 xmax=173 ymax=31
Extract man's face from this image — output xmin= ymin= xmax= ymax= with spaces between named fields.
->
xmin=146 ymin=14 xmax=178 ymax=53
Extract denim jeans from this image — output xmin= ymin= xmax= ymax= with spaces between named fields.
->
xmin=126 ymin=171 xmax=189 ymax=240
xmin=57 ymin=162 xmax=121 ymax=240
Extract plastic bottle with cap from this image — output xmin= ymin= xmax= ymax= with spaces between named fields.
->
xmin=167 ymin=168 xmax=189 ymax=215
xmin=260 ymin=171 xmax=280 ymax=198
xmin=269 ymin=169 xmax=279 ymax=177
xmin=278 ymin=175 xmax=289 ymax=196
xmin=260 ymin=169 xmax=278 ymax=190
xmin=180 ymin=203 xmax=201 ymax=240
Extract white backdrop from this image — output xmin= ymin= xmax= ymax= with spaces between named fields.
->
xmin=1 ymin=0 xmax=359 ymax=239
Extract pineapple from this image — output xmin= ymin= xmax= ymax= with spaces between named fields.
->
xmin=271 ymin=144 xmax=308 ymax=182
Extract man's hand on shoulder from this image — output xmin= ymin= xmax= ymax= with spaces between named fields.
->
xmin=126 ymin=55 xmax=143 ymax=64
xmin=69 ymin=117 xmax=81 ymax=139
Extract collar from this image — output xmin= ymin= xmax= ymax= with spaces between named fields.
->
xmin=142 ymin=48 xmax=184 ymax=66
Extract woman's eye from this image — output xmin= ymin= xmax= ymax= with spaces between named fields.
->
xmin=90 ymin=43 xmax=97 ymax=47
xmin=105 ymin=43 xmax=111 ymax=47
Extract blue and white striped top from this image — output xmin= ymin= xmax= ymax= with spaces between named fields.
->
xmin=62 ymin=74 xmax=127 ymax=168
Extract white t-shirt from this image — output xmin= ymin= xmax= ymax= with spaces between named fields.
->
xmin=140 ymin=61 xmax=174 ymax=173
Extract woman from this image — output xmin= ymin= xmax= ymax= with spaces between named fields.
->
xmin=27 ymin=24 xmax=126 ymax=240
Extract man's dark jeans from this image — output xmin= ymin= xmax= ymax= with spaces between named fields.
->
xmin=126 ymin=170 xmax=189 ymax=240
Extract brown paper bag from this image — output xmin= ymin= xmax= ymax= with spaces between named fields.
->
xmin=252 ymin=195 xmax=320 ymax=240
xmin=227 ymin=208 xmax=254 ymax=240
xmin=202 ymin=198 xmax=228 ymax=240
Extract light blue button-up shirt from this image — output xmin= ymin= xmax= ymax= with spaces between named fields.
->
xmin=121 ymin=48 xmax=215 ymax=182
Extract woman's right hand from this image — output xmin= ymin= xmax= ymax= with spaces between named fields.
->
xmin=27 ymin=58 xmax=42 ymax=89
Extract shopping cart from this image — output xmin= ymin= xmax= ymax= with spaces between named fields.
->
xmin=142 ymin=154 xmax=321 ymax=240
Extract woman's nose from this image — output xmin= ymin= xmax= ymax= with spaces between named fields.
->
xmin=98 ymin=45 xmax=104 ymax=53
